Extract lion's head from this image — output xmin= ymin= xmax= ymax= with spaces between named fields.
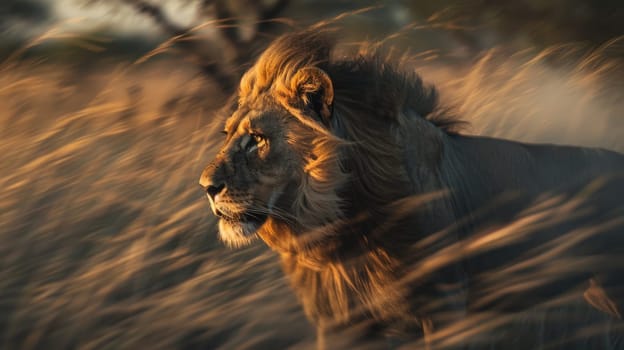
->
xmin=199 ymin=30 xmax=456 ymax=249
xmin=199 ymin=32 xmax=348 ymax=248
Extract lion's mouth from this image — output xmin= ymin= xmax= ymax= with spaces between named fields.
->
xmin=220 ymin=212 xmax=268 ymax=236
xmin=222 ymin=212 xmax=268 ymax=225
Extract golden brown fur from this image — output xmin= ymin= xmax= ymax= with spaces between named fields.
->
xmin=225 ymin=31 xmax=457 ymax=334
xmin=200 ymin=29 xmax=624 ymax=348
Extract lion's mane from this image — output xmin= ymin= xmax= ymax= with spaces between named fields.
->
xmin=235 ymin=30 xmax=464 ymax=332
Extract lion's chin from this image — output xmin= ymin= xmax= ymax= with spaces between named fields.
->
xmin=217 ymin=217 xmax=265 ymax=248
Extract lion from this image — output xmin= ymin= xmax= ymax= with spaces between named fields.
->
xmin=199 ymin=30 xmax=624 ymax=349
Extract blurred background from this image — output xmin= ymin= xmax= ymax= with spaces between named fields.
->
xmin=1 ymin=0 xmax=623 ymax=349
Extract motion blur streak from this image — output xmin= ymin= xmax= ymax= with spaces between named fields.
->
xmin=1 ymin=30 xmax=623 ymax=350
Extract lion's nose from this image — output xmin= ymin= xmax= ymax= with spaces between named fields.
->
xmin=200 ymin=181 xmax=225 ymax=217
xmin=199 ymin=162 xmax=227 ymax=217
xmin=205 ymin=183 xmax=225 ymax=202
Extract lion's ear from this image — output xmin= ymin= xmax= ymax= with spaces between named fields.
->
xmin=290 ymin=67 xmax=334 ymax=125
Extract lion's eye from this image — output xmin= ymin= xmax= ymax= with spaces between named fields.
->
xmin=246 ymin=133 xmax=267 ymax=153
xmin=252 ymin=133 xmax=266 ymax=146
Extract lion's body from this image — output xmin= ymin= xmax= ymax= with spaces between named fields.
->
xmin=200 ymin=30 xmax=624 ymax=348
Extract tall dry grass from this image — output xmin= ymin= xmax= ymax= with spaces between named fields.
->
xmin=1 ymin=29 xmax=623 ymax=349
xmin=0 ymin=58 xmax=313 ymax=349
xmin=421 ymin=38 xmax=624 ymax=150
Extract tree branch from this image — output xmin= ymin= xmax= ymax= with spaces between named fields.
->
xmin=261 ymin=0 xmax=291 ymax=20
xmin=117 ymin=0 xmax=291 ymax=93
xmin=121 ymin=0 xmax=186 ymax=36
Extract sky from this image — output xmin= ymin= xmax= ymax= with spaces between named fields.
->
xmin=4 ymin=0 xmax=200 ymax=39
